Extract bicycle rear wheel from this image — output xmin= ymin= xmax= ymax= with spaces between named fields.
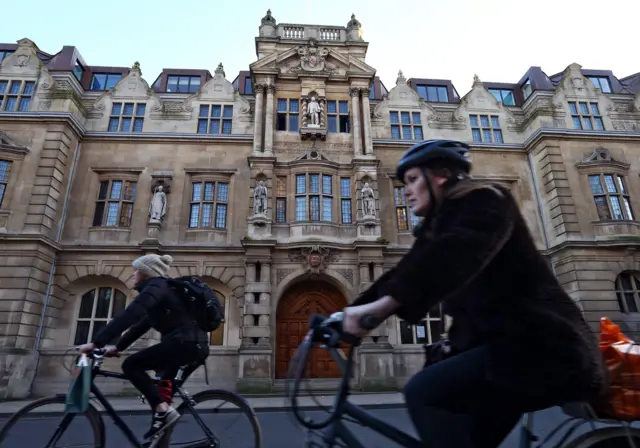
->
xmin=0 ymin=395 xmax=104 ymax=447
xmin=564 ymin=427 xmax=640 ymax=447
xmin=164 ymin=389 xmax=262 ymax=447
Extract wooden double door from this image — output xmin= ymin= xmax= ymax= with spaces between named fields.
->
xmin=275 ymin=281 xmax=347 ymax=379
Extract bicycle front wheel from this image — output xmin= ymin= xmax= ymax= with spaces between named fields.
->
xmin=564 ymin=426 xmax=640 ymax=447
xmin=0 ymin=395 xmax=104 ymax=447
xmin=164 ymin=389 xmax=262 ymax=448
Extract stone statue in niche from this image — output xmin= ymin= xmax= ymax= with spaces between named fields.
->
xmin=148 ymin=185 xmax=167 ymax=222
xmin=307 ymin=96 xmax=321 ymax=127
xmin=361 ymin=182 xmax=376 ymax=217
xmin=253 ymin=180 xmax=267 ymax=215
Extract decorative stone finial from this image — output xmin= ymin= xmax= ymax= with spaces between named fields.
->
xmin=347 ymin=13 xmax=361 ymax=28
xmin=396 ymin=69 xmax=406 ymax=85
xmin=261 ymin=8 xmax=276 ymax=26
xmin=473 ymin=74 xmax=482 ymax=86
xmin=132 ymin=61 xmax=141 ymax=70
xmin=215 ymin=62 xmax=225 ymax=77
xmin=346 ymin=13 xmax=363 ymax=41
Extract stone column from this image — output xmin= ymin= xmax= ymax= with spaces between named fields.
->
xmin=360 ymin=89 xmax=374 ymax=155
xmin=358 ymin=260 xmax=395 ymax=391
xmin=237 ymin=260 xmax=273 ymax=393
xmin=263 ymin=85 xmax=276 ymax=155
xmin=350 ymin=88 xmax=362 ymax=156
xmin=252 ymin=85 xmax=265 ymax=154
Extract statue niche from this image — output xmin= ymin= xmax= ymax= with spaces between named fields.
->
xmin=301 ymin=91 xmax=327 ymax=141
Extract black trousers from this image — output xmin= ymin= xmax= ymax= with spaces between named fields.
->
xmin=403 ymin=346 xmax=526 ymax=448
xmin=121 ymin=339 xmax=208 ymax=409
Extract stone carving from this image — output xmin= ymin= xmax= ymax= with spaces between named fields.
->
xmin=289 ymin=39 xmax=336 ymax=73
xmin=288 ymin=246 xmax=340 ymax=274
xmin=253 ymin=180 xmax=267 ymax=215
xmin=148 ymin=185 xmax=167 ymax=223
xmin=361 ymin=183 xmax=376 ymax=217
xmin=613 ymin=121 xmax=638 ymax=131
xmin=306 ymin=96 xmax=321 ymax=127
xmin=15 ymin=53 xmax=29 ymax=67
xmin=581 ymin=147 xmax=615 ymax=163
xmin=276 ymin=268 xmax=296 ymax=284
xmin=335 ymin=268 xmax=354 ymax=286
xmin=132 ymin=61 xmax=141 ymax=70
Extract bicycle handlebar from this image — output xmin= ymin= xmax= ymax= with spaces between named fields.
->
xmin=288 ymin=312 xmax=382 ymax=429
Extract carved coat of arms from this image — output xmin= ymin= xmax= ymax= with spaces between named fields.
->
xmin=289 ymin=245 xmax=340 ymax=274
xmin=288 ymin=39 xmax=336 ymax=74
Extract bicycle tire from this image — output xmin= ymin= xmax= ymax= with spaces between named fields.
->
xmin=0 ymin=395 xmax=105 ymax=447
xmin=163 ymin=389 xmax=262 ymax=448
xmin=564 ymin=426 xmax=640 ymax=447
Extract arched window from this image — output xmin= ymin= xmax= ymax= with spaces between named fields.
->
xmin=73 ymin=287 xmax=127 ymax=345
xmin=209 ymin=290 xmax=226 ymax=346
xmin=616 ymin=272 xmax=640 ymax=313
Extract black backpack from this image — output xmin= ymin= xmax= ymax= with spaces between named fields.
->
xmin=168 ymin=276 xmax=224 ymax=332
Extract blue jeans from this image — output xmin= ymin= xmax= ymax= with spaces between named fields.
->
xmin=403 ymin=346 xmax=523 ymax=447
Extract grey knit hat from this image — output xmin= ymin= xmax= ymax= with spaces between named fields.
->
xmin=132 ymin=254 xmax=173 ymax=278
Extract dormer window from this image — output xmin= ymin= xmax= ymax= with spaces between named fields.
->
xmin=521 ymin=79 xmax=532 ymax=101
xmin=587 ymin=76 xmax=612 ymax=93
xmin=73 ymin=60 xmax=85 ymax=82
xmin=0 ymin=51 xmax=12 ymax=63
xmin=416 ymin=85 xmax=448 ymax=103
xmin=166 ymin=75 xmax=201 ymax=93
xmin=488 ymin=89 xmax=515 ymax=106
xmin=90 ymin=73 xmax=122 ymax=91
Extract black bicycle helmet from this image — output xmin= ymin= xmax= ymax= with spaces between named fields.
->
xmin=396 ymin=139 xmax=472 ymax=181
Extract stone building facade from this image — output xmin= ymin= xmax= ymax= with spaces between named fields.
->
xmin=1 ymin=11 xmax=640 ymax=398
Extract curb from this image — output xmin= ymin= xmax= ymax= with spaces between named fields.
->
xmin=0 ymin=402 xmax=406 ymax=418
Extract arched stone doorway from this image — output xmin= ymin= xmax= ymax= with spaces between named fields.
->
xmin=275 ymin=280 xmax=348 ymax=379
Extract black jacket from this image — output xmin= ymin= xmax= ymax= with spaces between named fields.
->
xmin=352 ymin=180 xmax=607 ymax=407
xmin=92 ymin=277 xmax=207 ymax=351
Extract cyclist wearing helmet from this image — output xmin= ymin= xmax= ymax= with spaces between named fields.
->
xmin=342 ymin=140 xmax=606 ymax=447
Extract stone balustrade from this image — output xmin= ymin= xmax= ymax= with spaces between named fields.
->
xmin=279 ymin=24 xmax=347 ymax=42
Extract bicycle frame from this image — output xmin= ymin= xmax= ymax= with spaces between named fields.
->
xmin=51 ymin=352 xmax=217 ymax=448
xmin=292 ymin=335 xmax=539 ymax=448
xmin=294 ymin=344 xmax=423 ymax=447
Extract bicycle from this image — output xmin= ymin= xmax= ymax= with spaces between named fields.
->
xmin=287 ymin=312 xmax=640 ymax=448
xmin=0 ymin=348 xmax=262 ymax=448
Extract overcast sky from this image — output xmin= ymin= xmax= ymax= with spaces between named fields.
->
xmin=3 ymin=0 xmax=638 ymax=95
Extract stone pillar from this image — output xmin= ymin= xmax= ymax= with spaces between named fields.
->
xmin=237 ymin=260 xmax=273 ymax=393
xmin=350 ymin=87 xmax=362 ymax=156
xmin=356 ymin=259 xmax=395 ymax=392
xmin=263 ymin=85 xmax=276 ymax=155
xmin=360 ymin=89 xmax=374 ymax=155
xmin=252 ymin=85 xmax=265 ymax=154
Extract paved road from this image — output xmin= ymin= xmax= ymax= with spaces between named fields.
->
xmin=0 ymin=406 xmax=634 ymax=447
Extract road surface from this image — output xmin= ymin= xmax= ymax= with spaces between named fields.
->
xmin=0 ymin=406 xmax=634 ymax=446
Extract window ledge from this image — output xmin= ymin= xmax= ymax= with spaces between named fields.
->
xmin=88 ymin=226 xmax=131 ymax=243
xmin=593 ymin=220 xmax=640 ymax=239
xmin=184 ymin=228 xmax=228 ymax=244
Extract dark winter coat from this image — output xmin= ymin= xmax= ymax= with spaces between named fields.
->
xmin=92 ymin=277 xmax=207 ymax=351
xmin=352 ymin=180 xmax=607 ymax=407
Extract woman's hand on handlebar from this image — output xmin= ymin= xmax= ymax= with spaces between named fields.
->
xmin=342 ymin=306 xmax=375 ymax=338
xmin=75 ymin=343 xmax=120 ymax=357
xmin=76 ymin=342 xmax=96 ymax=354
xmin=342 ymin=296 xmax=399 ymax=337
xmin=102 ymin=345 xmax=120 ymax=357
